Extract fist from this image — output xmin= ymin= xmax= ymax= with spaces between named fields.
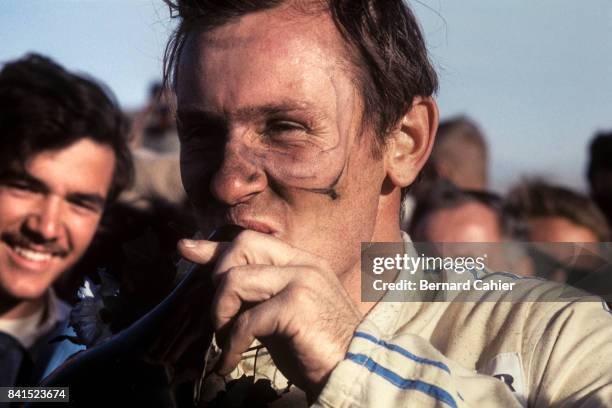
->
xmin=179 ymin=230 xmax=362 ymax=398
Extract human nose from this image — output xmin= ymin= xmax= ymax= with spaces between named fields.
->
xmin=24 ymin=196 xmax=63 ymax=242
xmin=210 ymin=140 xmax=267 ymax=205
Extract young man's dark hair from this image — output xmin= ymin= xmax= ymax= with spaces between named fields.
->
xmin=0 ymin=53 xmax=133 ymax=203
xmin=0 ymin=54 xmax=133 ymax=387
xmin=162 ymin=0 xmax=438 ymax=158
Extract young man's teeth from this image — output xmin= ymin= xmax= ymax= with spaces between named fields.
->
xmin=14 ymin=246 xmax=52 ymax=262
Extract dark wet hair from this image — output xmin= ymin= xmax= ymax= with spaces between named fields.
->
xmin=0 ymin=53 xmax=133 ymax=203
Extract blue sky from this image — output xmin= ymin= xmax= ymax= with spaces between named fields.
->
xmin=1 ymin=0 xmax=611 ymax=192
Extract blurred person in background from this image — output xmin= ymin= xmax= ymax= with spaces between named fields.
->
xmin=426 ymin=115 xmax=489 ymax=191
xmin=409 ymin=180 xmax=532 ymax=275
xmin=506 ymin=179 xmax=609 ymax=244
xmin=587 ymin=131 xmax=612 ymax=228
xmin=134 ymin=82 xmax=180 ymax=154
xmin=506 ymin=179 xmax=611 ymax=284
xmin=121 ymin=81 xmax=185 ymax=209
xmin=409 ymin=180 xmax=510 ymax=243
xmin=0 ymin=54 xmax=132 ymax=386
xmin=401 ymin=115 xmax=489 ymax=230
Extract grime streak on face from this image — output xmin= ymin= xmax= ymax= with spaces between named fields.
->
xmin=297 ymin=161 xmax=346 ymax=201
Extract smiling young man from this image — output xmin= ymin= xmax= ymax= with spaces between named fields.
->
xmin=161 ymin=0 xmax=612 ymax=406
xmin=0 ymin=54 xmax=132 ymax=386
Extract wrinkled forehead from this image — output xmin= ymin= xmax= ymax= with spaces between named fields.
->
xmin=175 ymin=6 xmax=353 ymax=109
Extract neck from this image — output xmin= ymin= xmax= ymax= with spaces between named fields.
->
xmin=0 ymin=295 xmax=45 ymax=320
xmin=342 ymin=188 xmax=403 ymax=315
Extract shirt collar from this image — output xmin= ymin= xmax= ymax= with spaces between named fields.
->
xmin=0 ymin=289 xmax=70 ymax=348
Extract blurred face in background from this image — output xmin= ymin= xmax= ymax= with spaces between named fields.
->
xmin=176 ymin=6 xmax=392 ymax=278
xmin=0 ymin=139 xmax=114 ymax=302
xmin=524 ymin=216 xmax=599 ymax=282
xmin=413 ymin=201 xmax=502 ymax=243
xmin=527 ymin=216 xmax=599 ymax=243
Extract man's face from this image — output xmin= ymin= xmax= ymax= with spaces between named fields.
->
xmin=176 ymin=6 xmax=388 ymax=276
xmin=0 ymin=139 xmax=115 ymax=300
xmin=528 ymin=216 xmax=598 ymax=243
xmin=416 ymin=202 xmax=502 ymax=243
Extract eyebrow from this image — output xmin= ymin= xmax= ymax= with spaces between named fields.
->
xmin=177 ymin=100 xmax=323 ymax=125
xmin=65 ymin=192 xmax=106 ymax=210
xmin=1 ymin=170 xmax=106 ymax=210
xmin=0 ymin=171 xmax=48 ymax=192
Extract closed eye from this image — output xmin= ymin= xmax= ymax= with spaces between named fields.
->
xmin=6 ymin=180 xmax=41 ymax=192
xmin=0 ymin=175 xmax=47 ymax=194
xmin=266 ymin=120 xmax=308 ymax=137
xmin=66 ymin=193 xmax=105 ymax=214
xmin=68 ymin=199 xmax=100 ymax=213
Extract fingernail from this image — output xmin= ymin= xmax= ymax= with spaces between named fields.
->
xmin=181 ymin=239 xmax=197 ymax=248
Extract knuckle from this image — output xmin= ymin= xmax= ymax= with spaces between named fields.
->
xmin=211 ymin=265 xmax=226 ymax=284
xmin=214 ymin=278 xmax=230 ymax=302
xmin=234 ymin=311 xmax=251 ymax=333
xmin=224 ymin=266 xmax=241 ymax=286
xmin=299 ymin=267 xmax=326 ymax=288
xmin=290 ymin=285 xmax=314 ymax=305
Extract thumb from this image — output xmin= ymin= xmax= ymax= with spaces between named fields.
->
xmin=178 ymin=239 xmax=226 ymax=264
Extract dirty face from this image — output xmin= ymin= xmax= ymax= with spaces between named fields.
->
xmin=176 ymin=6 xmax=388 ymax=277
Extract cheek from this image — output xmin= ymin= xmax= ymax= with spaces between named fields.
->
xmin=262 ymin=147 xmax=348 ymax=190
xmin=0 ymin=192 xmax=32 ymax=225
xmin=66 ymin=216 xmax=100 ymax=254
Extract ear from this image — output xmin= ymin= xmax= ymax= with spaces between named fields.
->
xmin=384 ymin=96 xmax=438 ymax=188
